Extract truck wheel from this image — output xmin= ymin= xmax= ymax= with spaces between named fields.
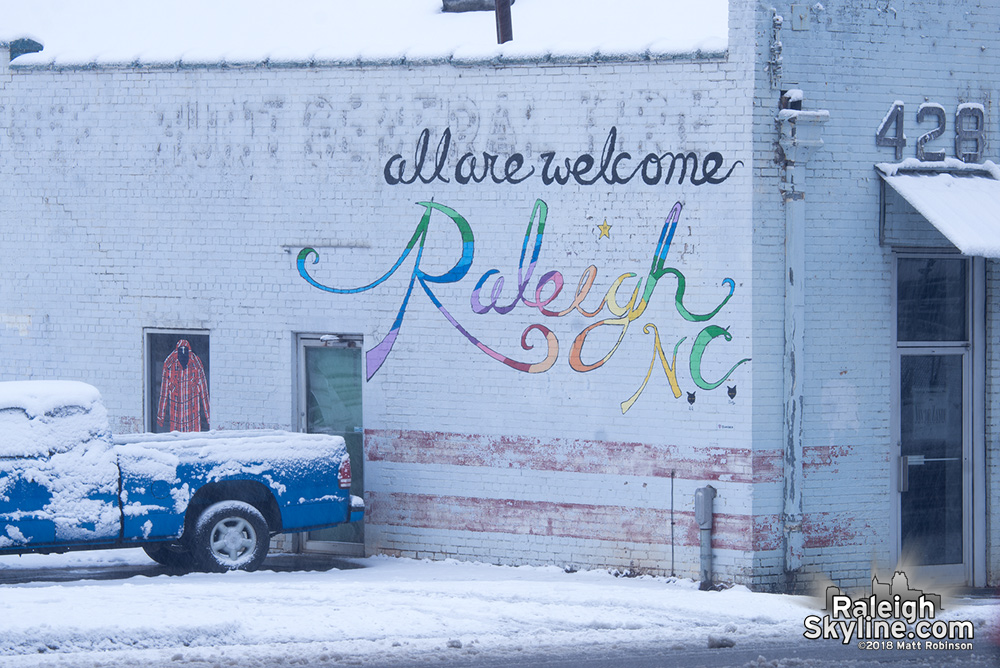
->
xmin=192 ymin=501 xmax=269 ymax=572
xmin=143 ymin=542 xmax=194 ymax=570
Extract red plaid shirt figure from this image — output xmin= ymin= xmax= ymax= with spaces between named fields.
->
xmin=156 ymin=339 xmax=210 ymax=432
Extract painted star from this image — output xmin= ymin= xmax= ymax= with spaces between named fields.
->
xmin=598 ymin=219 xmax=612 ymax=239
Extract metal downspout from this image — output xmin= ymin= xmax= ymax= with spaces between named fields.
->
xmin=777 ymin=104 xmax=828 ymax=590
xmin=695 ymin=485 xmax=717 ymax=589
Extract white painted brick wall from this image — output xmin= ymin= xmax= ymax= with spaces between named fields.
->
xmin=0 ymin=19 xmax=759 ymax=585
xmin=3 ymin=0 xmax=994 ymax=590
xmin=757 ymin=0 xmax=1000 ymax=589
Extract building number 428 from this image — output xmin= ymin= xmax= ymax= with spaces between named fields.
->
xmin=876 ymin=101 xmax=986 ymax=163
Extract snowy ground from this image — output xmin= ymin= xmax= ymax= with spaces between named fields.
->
xmin=1 ymin=549 xmax=997 ymax=668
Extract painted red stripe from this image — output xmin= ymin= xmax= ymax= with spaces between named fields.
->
xmin=802 ymin=511 xmax=873 ymax=549
xmin=367 ymin=491 xmax=772 ymax=551
xmin=367 ymin=492 xmax=865 ymax=553
xmin=367 ymin=429 xmax=783 ymax=484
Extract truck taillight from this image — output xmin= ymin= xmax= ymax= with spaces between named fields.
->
xmin=338 ymin=458 xmax=352 ymax=489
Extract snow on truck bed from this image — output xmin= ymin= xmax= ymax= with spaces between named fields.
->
xmin=114 ymin=430 xmax=346 ymax=464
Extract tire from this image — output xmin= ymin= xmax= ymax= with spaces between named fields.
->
xmin=142 ymin=542 xmax=194 ymax=570
xmin=191 ymin=501 xmax=269 ymax=572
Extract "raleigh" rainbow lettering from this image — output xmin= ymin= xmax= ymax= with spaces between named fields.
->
xmin=297 ymin=199 xmax=749 ymax=414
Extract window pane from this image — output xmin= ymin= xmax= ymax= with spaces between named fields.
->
xmin=900 ymin=354 xmax=964 ymax=565
xmin=897 ymin=258 xmax=967 ymax=342
xmin=305 ymin=344 xmax=364 ymax=545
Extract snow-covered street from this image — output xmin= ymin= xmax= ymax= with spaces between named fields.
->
xmin=1 ymin=549 xmax=997 ymax=668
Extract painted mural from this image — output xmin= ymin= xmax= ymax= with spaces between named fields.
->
xmin=382 ymin=127 xmax=742 ymax=188
xmin=298 ymin=152 xmax=749 ymax=415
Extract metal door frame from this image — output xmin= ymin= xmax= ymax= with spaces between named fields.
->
xmin=890 ymin=253 xmax=985 ymax=586
xmin=295 ymin=332 xmax=365 ymax=556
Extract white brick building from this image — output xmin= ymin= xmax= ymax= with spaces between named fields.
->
xmin=0 ymin=0 xmax=997 ymax=592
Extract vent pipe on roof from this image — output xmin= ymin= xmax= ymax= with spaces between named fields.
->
xmin=0 ymin=37 xmax=43 ymax=73
xmin=442 ymin=0 xmax=513 ymax=11
xmin=495 ymin=0 xmax=513 ymax=44
xmin=10 ymin=38 xmax=43 ymax=61
xmin=441 ymin=0 xmax=513 ymax=44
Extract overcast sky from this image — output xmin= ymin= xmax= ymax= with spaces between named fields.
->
xmin=1 ymin=0 xmax=728 ymax=65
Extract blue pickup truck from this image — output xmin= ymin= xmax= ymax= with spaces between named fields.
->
xmin=0 ymin=380 xmax=363 ymax=572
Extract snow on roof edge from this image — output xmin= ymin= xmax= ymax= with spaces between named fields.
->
xmin=6 ymin=47 xmax=729 ymax=71
xmin=0 ymin=0 xmax=730 ymax=69
xmin=876 ymin=158 xmax=1000 ymax=180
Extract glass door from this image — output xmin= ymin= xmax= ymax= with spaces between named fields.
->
xmin=297 ymin=334 xmax=364 ymax=556
xmin=894 ymin=256 xmax=972 ymax=583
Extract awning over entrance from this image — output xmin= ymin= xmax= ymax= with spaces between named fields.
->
xmin=877 ymin=162 xmax=1000 ymax=257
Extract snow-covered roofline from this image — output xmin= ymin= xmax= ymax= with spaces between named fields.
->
xmin=0 ymin=0 xmax=729 ymax=69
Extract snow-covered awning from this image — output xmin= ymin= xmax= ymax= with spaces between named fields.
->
xmin=877 ymin=160 xmax=1000 ymax=257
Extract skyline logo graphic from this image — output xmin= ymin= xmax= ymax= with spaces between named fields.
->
xmin=803 ymin=570 xmax=975 ymax=651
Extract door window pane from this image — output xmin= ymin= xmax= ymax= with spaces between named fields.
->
xmin=305 ymin=344 xmax=364 ymax=545
xmin=900 ymin=354 xmax=963 ymax=565
xmin=897 ymin=258 xmax=967 ymax=342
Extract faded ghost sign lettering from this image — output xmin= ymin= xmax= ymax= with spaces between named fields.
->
xmin=382 ymin=127 xmax=743 ymax=187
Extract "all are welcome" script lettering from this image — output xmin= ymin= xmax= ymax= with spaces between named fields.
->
xmin=383 ymin=127 xmax=742 ymax=188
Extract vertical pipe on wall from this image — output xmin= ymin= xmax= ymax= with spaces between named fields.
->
xmin=777 ymin=99 xmax=828 ymax=591
xmin=670 ymin=469 xmax=676 ymax=577
xmin=695 ymin=485 xmax=717 ymax=589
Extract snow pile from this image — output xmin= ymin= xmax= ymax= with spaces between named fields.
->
xmin=0 ymin=381 xmax=108 ymax=459
xmin=0 ymin=553 xmax=996 ymax=667
xmin=0 ymin=381 xmax=101 ymax=416
xmin=0 ymin=0 xmax=728 ymax=66
xmin=0 ymin=405 xmax=109 ymax=460
xmin=0 ymin=555 xmax=805 ymax=664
